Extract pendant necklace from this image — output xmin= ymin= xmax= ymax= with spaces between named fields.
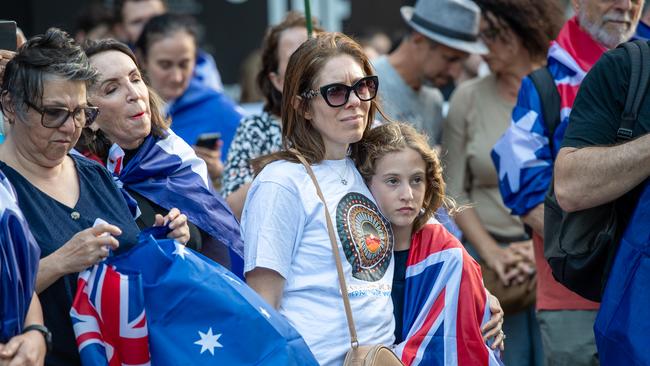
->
xmin=332 ymin=160 xmax=349 ymax=185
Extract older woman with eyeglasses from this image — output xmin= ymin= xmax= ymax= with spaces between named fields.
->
xmin=0 ymin=28 xmax=189 ymax=366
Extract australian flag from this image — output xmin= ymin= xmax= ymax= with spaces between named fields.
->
xmin=106 ymin=129 xmax=244 ymax=269
xmin=394 ymin=224 xmax=502 ymax=366
xmin=491 ymin=17 xmax=606 ymax=216
xmin=70 ymin=231 xmax=318 ymax=365
xmin=594 ymin=180 xmax=650 ymax=365
xmin=0 ymin=171 xmax=40 ymax=342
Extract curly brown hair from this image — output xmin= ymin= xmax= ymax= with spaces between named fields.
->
xmin=474 ymin=0 xmax=564 ymax=61
xmin=354 ymin=123 xmax=456 ymax=233
xmin=257 ymin=11 xmax=323 ymax=116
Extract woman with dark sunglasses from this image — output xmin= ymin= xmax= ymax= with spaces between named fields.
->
xmin=0 ymin=28 xmax=189 ymax=365
xmin=241 ymin=32 xmax=393 ymax=366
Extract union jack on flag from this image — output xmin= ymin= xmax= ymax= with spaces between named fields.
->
xmin=394 ymin=224 xmax=502 ymax=366
xmin=70 ymin=263 xmax=151 ymax=366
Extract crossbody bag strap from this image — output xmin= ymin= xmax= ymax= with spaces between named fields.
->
xmin=288 ymin=149 xmax=360 ymax=349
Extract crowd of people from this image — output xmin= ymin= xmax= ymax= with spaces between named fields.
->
xmin=2 ymin=0 xmax=650 ymax=365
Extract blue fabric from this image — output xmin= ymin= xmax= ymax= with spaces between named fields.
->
xmin=71 ymin=232 xmax=318 ymax=365
xmin=634 ymin=21 xmax=650 ymax=41
xmin=194 ymin=49 xmax=224 ymax=92
xmin=168 ymin=79 xmax=243 ymax=159
xmin=0 ymin=155 xmax=140 ymax=366
xmin=0 ymin=172 xmax=40 ymax=342
xmin=113 ymin=133 xmax=244 ymax=262
xmin=595 ymin=180 xmax=650 ymax=365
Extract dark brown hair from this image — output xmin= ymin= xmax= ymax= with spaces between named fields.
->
xmin=77 ymin=38 xmax=170 ymax=160
xmin=355 ymin=122 xmax=456 ymax=233
xmin=255 ymin=32 xmax=381 ymax=170
xmin=474 ymin=0 xmax=563 ymax=61
xmin=257 ymin=11 xmax=322 ymax=116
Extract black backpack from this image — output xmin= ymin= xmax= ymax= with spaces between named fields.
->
xmin=532 ymin=40 xmax=650 ymax=302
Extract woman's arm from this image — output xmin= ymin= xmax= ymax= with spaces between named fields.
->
xmin=246 ymin=268 xmax=286 ymax=309
xmin=36 ymin=224 xmax=122 ymax=293
xmin=225 ymin=183 xmax=251 ymax=221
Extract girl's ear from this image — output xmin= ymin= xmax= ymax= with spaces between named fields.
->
xmin=292 ymin=95 xmax=312 ymax=120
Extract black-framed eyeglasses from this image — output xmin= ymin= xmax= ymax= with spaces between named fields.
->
xmin=302 ymin=75 xmax=379 ymax=108
xmin=24 ymin=101 xmax=100 ymax=128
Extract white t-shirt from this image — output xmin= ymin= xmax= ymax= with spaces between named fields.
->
xmin=242 ymin=158 xmax=395 ymax=366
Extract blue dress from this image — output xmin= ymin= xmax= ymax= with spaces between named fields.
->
xmin=0 ymin=155 xmax=140 ymax=366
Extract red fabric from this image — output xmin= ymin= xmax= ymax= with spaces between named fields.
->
xmin=556 ymin=17 xmax=608 ymax=73
xmin=533 ymin=232 xmax=599 ymax=310
xmin=404 ymin=224 xmax=491 ymax=365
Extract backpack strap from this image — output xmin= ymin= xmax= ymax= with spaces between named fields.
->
xmin=620 ymin=40 xmax=650 ymax=141
xmin=529 ymin=67 xmax=561 ymax=153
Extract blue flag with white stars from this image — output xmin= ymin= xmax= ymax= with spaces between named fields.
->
xmin=72 ymin=231 xmax=318 ymax=365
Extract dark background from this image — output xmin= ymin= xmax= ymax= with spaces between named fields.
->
xmin=2 ymin=0 xmax=414 ymax=85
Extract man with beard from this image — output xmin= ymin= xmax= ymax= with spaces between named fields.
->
xmin=372 ymin=0 xmax=488 ymax=147
xmin=491 ymin=0 xmax=643 ymax=364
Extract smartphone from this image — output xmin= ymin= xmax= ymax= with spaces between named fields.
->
xmin=0 ymin=21 xmax=17 ymax=51
xmin=195 ymin=132 xmax=221 ymax=149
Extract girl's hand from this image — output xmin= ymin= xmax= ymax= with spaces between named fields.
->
xmin=481 ymin=292 xmax=505 ymax=351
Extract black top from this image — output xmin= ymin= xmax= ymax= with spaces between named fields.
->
xmin=563 ymin=44 xmax=650 ymax=214
xmin=0 ymin=155 xmax=140 ymax=366
xmin=391 ymin=249 xmax=410 ymax=343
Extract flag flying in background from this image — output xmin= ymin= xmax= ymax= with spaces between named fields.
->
xmin=106 ymin=130 xmax=244 ymax=260
xmin=0 ymin=171 xmax=40 ymax=342
xmin=595 ymin=180 xmax=650 ymax=365
xmin=71 ymin=231 xmax=318 ymax=365
xmin=394 ymin=224 xmax=502 ymax=366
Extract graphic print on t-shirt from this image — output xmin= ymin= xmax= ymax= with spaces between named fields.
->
xmin=336 ymin=192 xmax=393 ymax=281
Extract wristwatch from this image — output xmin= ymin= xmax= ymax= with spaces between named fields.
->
xmin=22 ymin=324 xmax=52 ymax=352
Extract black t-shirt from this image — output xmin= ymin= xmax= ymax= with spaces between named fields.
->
xmin=564 ymin=45 xmax=650 ymax=148
xmin=391 ymin=249 xmax=409 ymax=343
xmin=563 ymin=44 xmax=650 ymax=213
xmin=0 ymin=155 xmax=141 ymax=366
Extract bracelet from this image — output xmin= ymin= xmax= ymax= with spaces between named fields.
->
xmin=22 ymin=324 xmax=52 ymax=352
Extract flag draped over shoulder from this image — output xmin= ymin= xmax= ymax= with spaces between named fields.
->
xmin=595 ymin=180 xmax=650 ymax=365
xmin=71 ymin=231 xmax=318 ymax=365
xmin=394 ymin=224 xmax=502 ymax=366
xmin=490 ymin=17 xmax=606 ymax=216
xmin=0 ymin=171 xmax=40 ymax=342
xmin=106 ymin=130 xmax=244 ymax=258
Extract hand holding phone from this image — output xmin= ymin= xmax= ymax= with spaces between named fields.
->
xmin=195 ymin=132 xmax=221 ymax=150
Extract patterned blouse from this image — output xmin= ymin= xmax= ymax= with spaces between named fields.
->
xmin=221 ymin=112 xmax=282 ymax=196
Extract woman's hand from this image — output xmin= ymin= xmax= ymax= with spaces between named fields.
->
xmin=154 ymin=208 xmax=190 ymax=244
xmin=508 ymin=240 xmax=536 ymax=286
xmin=481 ymin=292 xmax=505 ymax=351
xmin=53 ymin=224 xmax=122 ymax=275
xmin=193 ymin=142 xmax=224 ymax=182
xmin=0 ymin=328 xmax=46 ymax=366
xmin=482 ymin=245 xmax=521 ymax=286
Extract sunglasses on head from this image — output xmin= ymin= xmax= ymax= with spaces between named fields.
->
xmin=301 ymin=75 xmax=379 ymax=108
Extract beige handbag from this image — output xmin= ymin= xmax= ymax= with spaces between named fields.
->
xmin=290 ymin=150 xmax=404 ymax=366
